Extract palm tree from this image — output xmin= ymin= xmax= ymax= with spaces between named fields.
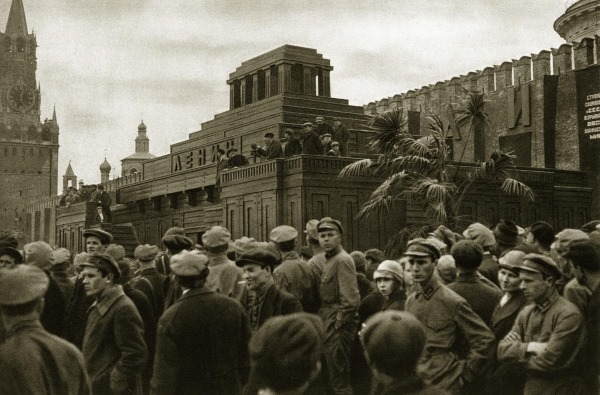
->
xmin=339 ymin=92 xmax=534 ymax=255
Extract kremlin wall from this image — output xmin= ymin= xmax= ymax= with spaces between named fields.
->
xmin=21 ymin=1 xmax=600 ymax=253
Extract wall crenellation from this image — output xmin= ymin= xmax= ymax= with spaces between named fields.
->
xmin=365 ymin=36 xmax=600 ymax=116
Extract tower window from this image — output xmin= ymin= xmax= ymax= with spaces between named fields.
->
xmin=16 ymin=37 xmax=25 ymax=53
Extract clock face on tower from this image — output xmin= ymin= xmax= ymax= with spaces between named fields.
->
xmin=7 ymin=84 xmax=35 ymax=112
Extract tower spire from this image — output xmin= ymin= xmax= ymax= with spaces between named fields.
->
xmin=52 ymin=105 xmax=57 ymax=122
xmin=5 ymin=0 xmax=28 ymax=35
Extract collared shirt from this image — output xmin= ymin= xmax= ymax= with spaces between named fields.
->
xmin=248 ymin=280 xmax=272 ymax=332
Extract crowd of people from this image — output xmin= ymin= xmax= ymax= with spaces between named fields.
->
xmin=0 ymin=217 xmax=599 ymax=395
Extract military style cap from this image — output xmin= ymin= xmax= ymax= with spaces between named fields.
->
xmin=320 ymin=133 xmax=331 ymax=138
xmin=404 ymin=238 xmax=442 ymax=259
xmin=0 ymin=247 xmax=23 ymax=264
xmin=373 ymin=260 xmax=404 ymax=283
xmin=302 ymin=122 xmax=313 ymax=128
xmin=24 ymin=241 xmax=54 ymax=270
xmin=170 ymin=250 xmax=209 ymax=277
xmin=360 ymin=311 xmax=426 ymax=373
xmin=134 ymin=244 xmax=159 ymax=262
xmin=202 ymin=226 xmax=232 ymax=248
xmin=270 ymin=225 xmax=298 ymax=243
xmin=317 ymin=217 xmax=344 ymax=234
xmin=162 ymin=234 xmax=193 ymax=251
xmin=83 ymin=229 xmax=114 ymax=245
xmin=0 ymin=265 xmax=49 ymax=306
xmin=518 ymin=253 xmax=562 ymax=279
xmin=315 ymin=116 xmax=324 ymax=121
xmin=462 ymin=223 xmax=495 ymax=248
xmin=331 ymin=141 xmax=340 ymax=147
xmin=79 ymin=253 xmax=121 ymax=281
xmin=52 ymin=248 xmax=71 ymax=265
xmin=236 ymin=249 xmax=281 ymax=269
xmin=304 ymin=219 xmax=320 ymax=240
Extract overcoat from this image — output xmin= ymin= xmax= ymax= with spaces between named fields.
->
xmin=151 ymin=287 xmax=251 ymax=395
xmin=447 ymin=272 xmax=502 ymax=327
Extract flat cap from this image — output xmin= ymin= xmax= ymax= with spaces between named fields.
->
xmin=52 ymin=248 xmax=71 ymax=265
xmin=105 ymin=244 xmax=126 ymax=261
xmin=581 ymin=220 xmax=600 ymax=233
xmin=24 ymin=241 xmax=54 ymax=270
xmin=404 ymin=238 xmax=442 ymax=259
xmin=236 ymin=249 xmax=281 ymax=269
xmin=0 ymin=232 xmax=19 ymax=249
xmin=331 ymin=141 xmax=340 ymax=147
xmin=283 ymin=128 xmax=294 ymax=135
xmin=0 ymin=247 xmax=23 ymax=264
xmin=264 ymin=132 xmax=275 ymax=138
xmin=373 ymin=260 xmax=404 ymax=283
xmin=302 ymin=122 xmax=313 ymax=128
xmin=518 ymin=253 xmax=562 ymax=279
xmin=227 ymin=146 xmax=239 ymax=154
xmin=498 ymin=250 xmax=526 ymax=273
xmin=0 ymin=265 xmax=49 ymax=306
xmin=250 ymin=313 xmax=324 ymax=392
xmin=170 ymin=250 xmax=209 ymax=277
xmin=164 ymin=227 xmax=186 ymax=236
xmin=315 ymin=116 xmax=324 ymax=121
xmin=202 ymin=226 xmax=232 ymax=248
xmin=304 ymin=219 xmax=320 ymax=240
xmin=462 ymin=223 xmax=495 ymax=248
xmin=162 ymin=234 xmax=193 ymax=251
xmin=134 ymin=244 xmax=159 ymax=261
xmin=360 ymin=311 xmax=426 ymax=374
xmin=320 ymin=133 xmax=331 ymax=138
xmin=83 ymin=229 xmax=113 ymax=245
xmin=270 ymin=225 xmax=298 ymax=243
xmin=79 ymin=253 xmax=121 ymax=280
xmin=317 ymin=217 xmax=344 ymax=234
xmin=233 ymin=236 xmax=258 ymax=256
xmin=554 ymin=229 xmax=589 ymax=247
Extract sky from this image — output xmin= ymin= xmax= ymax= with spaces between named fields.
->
xmin=2 ymin=0 xmax=572 ymax=187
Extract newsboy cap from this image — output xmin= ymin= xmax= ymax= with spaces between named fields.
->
xmin=315 ymin=116 xmax=324 ymax=122
xmin=304 ymin=219 xmax=320 ymax=240
xmin=462 ymin=223 xmax=495 ymax=248
xmin=78 ymin=253 xmax=121 ymax=281
xmin=162 ymin=234 xmax=194 ymax=251
xmin=270 ymin=225 xmax=298 ymax=243
xmin=302 ymin=122 xmax=313 ymax=128
xmin=404 ymin=238 xmax=442 ymax=260
xmin=202 ymin=226 xmax=232 ymax=248
xmin=236 ymin=249 xmax=281 ymax=269
xmin=0 ymin=247 xmax=23 ymax=264
xmin=227 ymin=147 xmax=239 ymax=154
xmin=170 ymin=251 xmax=209 ymax=277
xmin=134 ymin=244 xmax=159 ymax=262
xmin=83 ymin=229 xmax=113 ymax=245
xmin=320 ymin=133 xmax=331 ymax=139
xmin=24 ymin=241 xmax=54 ymax=270
xmin=317 ymin=217 xmax=344 ymax=234
xmin=518 ymin=253 xmax=562 ymax=279
xmin=264 ymin=132 xmax=275 ymax=138
xmin=0 ymin=265 xmax=49 ymax=306
xmin=52 ymin=248 xmax=71 ymax=265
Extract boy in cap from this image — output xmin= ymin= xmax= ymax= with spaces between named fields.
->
xmin=283 ymin=128 xmax=303 ymax=157
xmin=271 ymin=225 xmax=318 ymax=312
xmin=404 ymin=238 xmax=494 ymax=394
xmin=134 ymin=243 xmax=165 ymax=316
xmin=360 ymin=310 xmax=447 ymax=395
xmin=83 ymin=228 xmax=113 ymax=253
xmin=0 ymin=265 xmax=90 ymax=395
xmin=248 ymin=313 xmax=325 ymax=395
xmin=332 ymin=118 xmax=349 ymax=156
xmin=301 ymin=122 xmax=323 ymax=155
xmin=316 ymin=217 xmax=360 ymax=395
xmin=152 ymin=251 xmax=252 ymax=395
xmin=202 ymin=225 xmax=243 ymax=298
xmin=498 ymin=253 xmax=586 ymax=395
xmin=0 ymin=246 xmax=23 ymax=268
xmin=327 ymin=141 xmax=341 ymax=157
xmin=237 ymin=249 xmax=301 ymax=332
xmin=80 ymin=253 xmax=148 ymax=395
xmin=320 ymin=133 xmax=333 ymax=154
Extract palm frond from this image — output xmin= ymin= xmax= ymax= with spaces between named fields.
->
xmin=339 ymin=158 xmax=374 ymax=178
xmin=501 ymin=178 xmax=535 ymax=201
xmin=357 ymin=171 xmax=411 ymax=218
xmin=383 ymin=225 xmax=432 ymax=258
xmin=365 ymin=108 xmax=407 ymax=154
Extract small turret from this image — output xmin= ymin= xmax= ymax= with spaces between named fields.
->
xmin=100 ymin=158 xmax=111 ymax=184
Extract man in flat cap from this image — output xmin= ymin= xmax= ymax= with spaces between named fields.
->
xmin=83 ymin=228 xmax=114 ymax=254
xmin=252 ymin=132 xmax=283 ymax=160
xmin=404 ymin=238 xmax=494 ymax=394
xmin=0 ymin=265 xmax=90 ymax=395
xmin=326 ymin=141 xmax=341 ymax=157
xmin=152 ymin=251 xmax=251 ymax=395
xmin=226 ymin=146 xmax=249 ymax=168
xmin=237 ymin=249 xmax=301 ymax=332
xmin=332 ymin=118 xmax=349 ymax=157
xmin=360 ymin=310 xmax=447 ymax=395
xmin=301 ymin=122 xmax=323 ymax=155
xmin=248 ymin=313 xmax=325 ymax=395
xmin=135 ymin=244 xmax=165 ymax=316
xmin=161 ymin=230 xmax=194 ymax=308
xmin=315 ymin=115 xmax=333 ymax=137
xmin=283 ymin=128 xmax=303 ymax=157
xmin=320 ymin=133 xmax=333 ymax=155
xmin=498 ymin=253 xmax=586 ymax=395
xmin=271 ymin=225 xmax=319 ymax=313
xmin=316 ymin=217 xmax=360 ymax=395
xmin=202 ymin=225 xmax=243 ymax=298
xmin=80 ymin=253 xmax=148 ymax=395
xmin=463 ymin=222 xmax=500 ymax=287
xmin=90 ymin=184 xmax=112 ymax=223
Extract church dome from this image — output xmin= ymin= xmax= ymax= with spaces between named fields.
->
xmin=554 ymin=0 xmax=600 ymax=42
xmin=138 ymin=120 xmax=147 ymax=131
xmin=100 ymin=158 xmax=112 ymax=172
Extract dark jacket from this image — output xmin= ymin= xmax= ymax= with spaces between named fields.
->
xmin=41 ymin=271 xmax=67 ymax=339
xmin=151 ymin=287 xmax=251 ymax=395
xmin=273 ymin=251 xmax=316 ymax=312
xmin=447 ymin=271 xmax=502 ymax=327
xmin=332 ymin=124 xmax=350 ymax=156
xmin=357 ymin=273 xmax=375 ymax=300
xmin=0 ymin=319 xmax=90 ymax=395
xmin=315 ymin=122 xmax=334 ymax=136
xmin=256 ymin=140 xmax=283 ymax=159
xmin=227 ymin=154 xmax=249 ymax=168
xmin=49 ymin=265 xmax=75 ymax=305
xmin=284 ymin=136 xmax=302 ymax=157
xmin=240 ymin=282 xmax=302 ymax=330
xmin=478 ymin=254 xmax=499 ymax=287
xmin=133 ymin=275 xmax=159 ymax=319
xmin=491 ymin=291 xmax=527 ymax=341
xmin=65 ymin=276 xmax=94 ymax=349
xmin=139 ymin=267 xmax=166 ymax=317
xmin=82 ymin=285 xmax=148 ymax=395
xmin=302 ymin=131 xmax=323 ymax=155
